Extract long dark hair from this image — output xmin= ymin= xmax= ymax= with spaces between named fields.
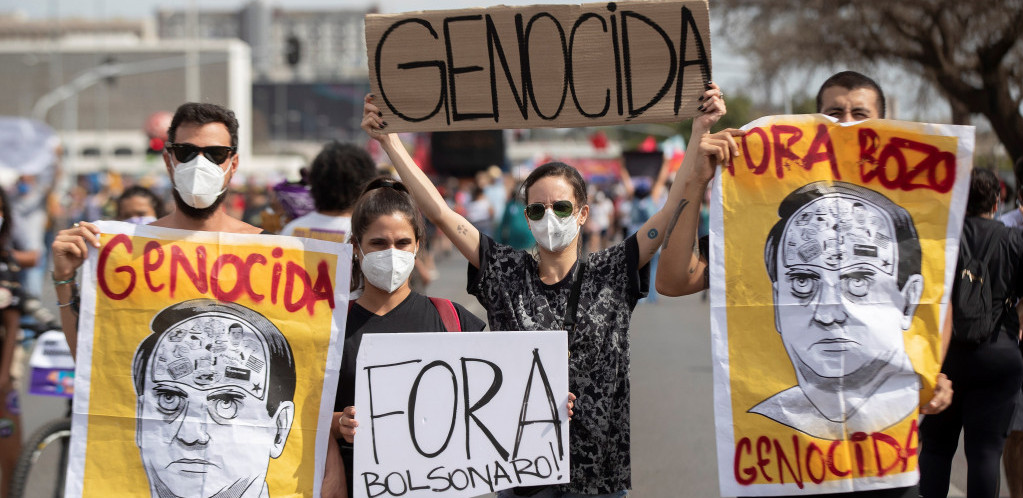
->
xmin=349 ymin=177 xmax=426 ymax=291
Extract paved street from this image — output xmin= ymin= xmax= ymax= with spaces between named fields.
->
xmin=14 ymin=248 xmax=1002 ymax=496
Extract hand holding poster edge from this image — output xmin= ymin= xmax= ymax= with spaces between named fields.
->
xmin=351 ymin=330 xmax=570 ymax=498
xmin=66 ymin=221 xmax=351 ymax=498
xmin=708 ymin=115 xmax=974 ymax=496
xmin=365 ymin=0 xmax=712 ymax=132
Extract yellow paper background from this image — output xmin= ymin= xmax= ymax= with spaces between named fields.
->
xmin=720 ymin=115 xmax=961 ymax=490
xmin=79 ymin=232 xmax=339 ymax=497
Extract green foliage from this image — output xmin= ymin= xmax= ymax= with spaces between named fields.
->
xmin=791 ymin=95 xmax=817 ymax=115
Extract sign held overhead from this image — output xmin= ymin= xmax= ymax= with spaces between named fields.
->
xmin=365 ymin=0 xmax=712 ymax=132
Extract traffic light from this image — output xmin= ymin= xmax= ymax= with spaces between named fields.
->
xmin=285 ymin=35 xmax=301 ymax=67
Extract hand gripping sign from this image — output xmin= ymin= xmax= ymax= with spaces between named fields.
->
xmin=708 ymin=115 xmax=973 ymax=496
xmin=365 ymin=0 xmax=711 ymax=132
xmin=66 ymin=221 xmax=350 ymax=498
xmin=351 ymin=331 xmax=569 ymax=498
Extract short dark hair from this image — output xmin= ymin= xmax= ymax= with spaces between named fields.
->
xmin=308 ymin=142 xmax=376 ymax=213
xmin=967 ymin=168 xmax=1001 ymax=217
xmin=131 ymin=299 xmax=296 ymax=418
xmin=167 ymin=102 xmax=239 ymax=148
xmin=764 ymin=181 xmax=921 ymax=289
xmin=117 ymin=185 xmax=166 ymax=219
xmin=521 ymin=162 xmax=588 ymax=206
xmin=816 ymin=71 xmax=887 ymax=119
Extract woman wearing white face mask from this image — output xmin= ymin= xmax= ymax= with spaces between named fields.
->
xmin=331 ymin=177 xmax=487 ymax=498
xmin=362 ymin=84 xmax=728 ymax=497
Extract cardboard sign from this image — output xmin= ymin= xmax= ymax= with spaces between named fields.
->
xmin=366 ymin=0 xmax=711 ymax=132
xmin=66 ymin=221 xmax=350 ymax=498
xmin=709 ymin=115 xmax=974 ymax=495
xmin=353 ymin=331 xmax=569 ymax=498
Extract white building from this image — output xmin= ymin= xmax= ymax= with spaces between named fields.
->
xmin=157 ymin=0 xmax=370 ymax=83
xmin=0 ymin=19 xmax=251 ymax=174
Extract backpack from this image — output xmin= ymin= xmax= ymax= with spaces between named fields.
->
xmin=952 ymin=227 xmax=1009 ymax=345
xmin=347 ymin=297 xmax=462 ymax=332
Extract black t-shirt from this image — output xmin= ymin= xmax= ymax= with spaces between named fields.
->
xmin=336 ymin=292 xmax=485 ymax=497
xmin=960 ymin=216 xmax=1023 ymax=336
xmin=335 ymin=291 xmax=486 ymax=412
xmin=467 ymin=234 xmax=649 ymax=494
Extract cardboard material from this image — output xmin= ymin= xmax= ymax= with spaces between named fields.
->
xmin=366 ymin=0 xmax=711 ymax=132
xmin=353 ymin=331 xmax=569 ymax=498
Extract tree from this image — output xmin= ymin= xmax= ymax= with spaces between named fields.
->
xmin=717 ymin=0 xmax=1023 ymax=166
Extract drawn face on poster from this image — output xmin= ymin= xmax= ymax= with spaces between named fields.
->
xmin=131 ymin=299 xmax=296 ymax=498
xmin=753 ymin=181 xmax=924 ymax=440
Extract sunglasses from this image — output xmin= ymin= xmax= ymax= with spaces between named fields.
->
xmin=525 ymin=200 xmax=574 ymax=221
xmin=166 ymin=143 xmax=237 ymax=164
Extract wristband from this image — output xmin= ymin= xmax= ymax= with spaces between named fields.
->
xmin=52 ymin=272 xmax=76 ymax=286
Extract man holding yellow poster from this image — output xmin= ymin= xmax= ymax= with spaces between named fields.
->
xmin=50 ymin=102 xmax=349 ymax=497
xmin=658 ymin=101 xmax=973 ymax=494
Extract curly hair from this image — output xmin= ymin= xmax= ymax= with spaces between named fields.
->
xmin=308 ymin=142 xmax=377 ymax=213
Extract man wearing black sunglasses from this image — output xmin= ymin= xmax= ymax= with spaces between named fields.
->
xmin=52 ymin=102 xmax=263 ymax=357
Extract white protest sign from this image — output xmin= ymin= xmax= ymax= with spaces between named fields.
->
xmin=353 ymin=331 xmax=569 ymax=498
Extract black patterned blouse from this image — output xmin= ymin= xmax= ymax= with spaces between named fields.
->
xmin=468 ymin=234 xmax=649 ymax=494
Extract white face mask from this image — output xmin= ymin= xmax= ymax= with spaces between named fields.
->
xmin=173 ymin=154 xmax=228 ymax=209
xmin=528 ymin=209 xmax=580 ymax=252
xmin=360 ymin=247 xmax=417 ymax=293
xmin=125 ymin=215 xmax=157 ymax=225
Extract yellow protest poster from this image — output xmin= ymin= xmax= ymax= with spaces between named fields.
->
xmin=709 ymin=115 xmax=974 ymax=495
xmin=65 ymin=221 xmax=350 ymax=497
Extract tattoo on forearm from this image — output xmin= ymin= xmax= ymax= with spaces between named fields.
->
xmin=456 ymin=224 xmax=468 ymax=236
xmin=647 ymin=228 xmax=658 ymax=239
xmin=660 ymin=199 xmax=690 ymax=250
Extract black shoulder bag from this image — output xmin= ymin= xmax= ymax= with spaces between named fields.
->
xmin=512 ymin=260 xmax=587 ymax=497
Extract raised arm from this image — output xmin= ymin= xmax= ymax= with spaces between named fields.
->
xmin=652 ymin=83 xmax=748 ymax=296
xmin=631 ymin=83 xmax=742 ymax=269
xmin=653 ymin=129 xmax=744 ymax=296
xmin=361 ymin=95 xmax=482 ymax=268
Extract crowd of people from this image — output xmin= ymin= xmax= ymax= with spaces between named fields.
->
xmin=0 ymin=69 xmax=1011 ymax=498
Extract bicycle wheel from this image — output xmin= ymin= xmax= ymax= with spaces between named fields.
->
xmin=9 ymin=418 xmax=71 ymax=498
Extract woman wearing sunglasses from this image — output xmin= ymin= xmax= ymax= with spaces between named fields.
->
xmin=330 ymin=176 xmax=488 ymax=498
xmin=361 ymin=83 xmax=730 ymax=497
